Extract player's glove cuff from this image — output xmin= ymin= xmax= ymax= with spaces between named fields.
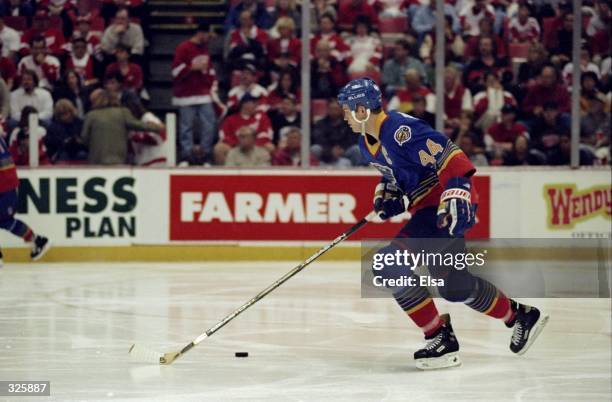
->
xmin=437 ymin=177 xmax=475 ymax=237
xmin=373 ymin=182 xmax=408 ymax=221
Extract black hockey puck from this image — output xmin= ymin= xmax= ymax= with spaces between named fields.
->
xmin=235 ymin=352 xmax=248 ymax=358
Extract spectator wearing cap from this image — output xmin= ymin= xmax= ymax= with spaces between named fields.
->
xmin=509 ymin=3 xmax=540 ymax=44
xmin=267 ymin=17 xmax=301 ymax=69
xmin=227 ymin=63 xmax=269 ymax=112
xmin=81 ymin=88 xmax=163 ymax=165
xmin=215 ymin=93 xmax=274 ymax=165
xmin=388 ymin=69 xmax=435 ymax=115
xmin=345 ymin=16 xmax=381 ymax=74
xmin=224 ymin=0 xmax=271 ymax=32
xmin=227 ymin=10 xmax=269 ymax=63
xmin=20 ymin=10 xmax=66 ymax=57
xmin=52 ymin=69 xmax=88 ymax=118
xmin=311 ymin=97 xmax=360 ymax=166
xmin=65 ymin=37 xmax=98 ymax=86
xmin=224 ymin=126 xmax=271 ymax=167
xmin=485 ymin=104 xmax=528 ymax=161
xmin=310 ymin=39 xmax=347 ymax=99
xmin=18 ymin=35 xmax=61 ymax=90
xmin=459 ymin=0 xmax=495 ymax=38
xmin=310 ymin=13 xmax=348 ymax=63
xmin=10 ymin=69 xmax=53 ymax=122
xmin=171 ymin=23 xmax=218 ymax=164
xmin=272 ymin=126 xmax=317 ymax=166
xmin=522 ymin=64 xmax=570 ymax=121
xmin=337 ymin=0 xmax=379 ymax=32
xmin=0 ymin=42 xmax=16 ymax=89
xmin=463 ymin=36 xmax=508 ymax=94
xmin=0 ymin=17 xmax=21 ymax=61
xmin=8 ymin=105 xmax=50 ymax=166
xmin=45 ymin=98 xmax=86 ymax=162
xmin=101 ymin=8 xmax=144 ymax=59
xmin=443 ymin=66 xmax=473 ymax=132
xmin=382 ymin=39 xmax=426 ymax=97
xmin=267 ymin=94 xmax=300 ymax=143
xmin=105 ymin=43 xmax=143 ymax=93
xmin=472 ymin=71 xmax=517 ymax=131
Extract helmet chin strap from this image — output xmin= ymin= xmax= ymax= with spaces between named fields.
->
xmin=351 ymin=109 xmax=371 ymax=136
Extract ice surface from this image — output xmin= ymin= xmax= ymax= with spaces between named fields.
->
xmin=0 ymin=262 xmax=610 ymax=401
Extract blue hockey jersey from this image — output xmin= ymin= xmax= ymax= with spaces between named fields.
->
xmin=359 ymin=111 xmax=476 ymax=211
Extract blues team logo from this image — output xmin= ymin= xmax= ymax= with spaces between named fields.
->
xmin=394 ymin=126 xmax=412 ymax=146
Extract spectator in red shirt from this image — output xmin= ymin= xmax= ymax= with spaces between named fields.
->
xmin=18 ymin=35 xmax=61 ymax=90
xmin=65 ymin=37 xmax=98 ymax=86
xmin=473 ymin=71 xmax=517 ymax=130
xmin=311 ymin=13 xmax=349 ymax=62
xmin=388 ymin=69 xmax=435 ymax=114
xmin=20 ymin=11 xmax=66 ymax=57
xmin=227 ymin=10 xmax=269 ymax=66
xmin=337 ymin=0 xmax=379 ymax=32
xmin=214 ymin=93 xmax=274 ymax=165
xmin=171 ymin=22 xmax=218 ymax=165
xmin=272 ymin=126 xmax=318 ymax=166
xmin=485 ymin=103 xmax=528 ymax=161
xmin=444 ymin=65 xmax=473 ymax=133
xmin=105 ymin=43 xmax=143 ymax=93
xmin=509 ymin=3 xmax=540 ymax=44
xmin=227 ymin=62 xmax=269 ymax=112
xmin=464 ymin=16 xmax=506 ymax=61
xmin=522 ymin=64 xmax=570 ymax=121
xmin=345 ymin=16 xmax=382 ymax=74
xmin=267 ymin=16 xmax=301 ymax=70
xmin=8 ymin=105 xmax=50 ymax=166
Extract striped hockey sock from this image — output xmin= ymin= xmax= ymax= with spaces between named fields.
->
xmin=465 ymin=277 xmax=516 ymax=324
xmin=395 ymin=285 xmax=443 ymax=337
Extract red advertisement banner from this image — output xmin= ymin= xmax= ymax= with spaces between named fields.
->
xmin=169 ymin=174 xmax=490 ymax=241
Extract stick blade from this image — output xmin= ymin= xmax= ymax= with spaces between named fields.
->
xmin=128 ymin=344 xmax=164 ymax=364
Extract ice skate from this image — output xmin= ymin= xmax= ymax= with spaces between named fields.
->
xmin=507 ymin=302 xmax=549 ymax=355
xmin=31 ymin=236 xmax=51 ymax=261
xmin=414 ymin=314 xmax=461 ymax=370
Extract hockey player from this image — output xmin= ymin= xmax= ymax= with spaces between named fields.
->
xmin=337 ymin=78 xmax=548 ymax=370
xmin=0 ymin=135 xmax=50 ymax=268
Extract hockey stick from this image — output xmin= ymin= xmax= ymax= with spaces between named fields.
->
xmin=129 ymin=211 xmax=378 ymax=365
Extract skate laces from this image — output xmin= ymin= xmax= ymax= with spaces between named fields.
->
xmin=511 ymin=322 xmax=523 ymax=345
xmin=424 ymin=331 xmax=444 ymax=350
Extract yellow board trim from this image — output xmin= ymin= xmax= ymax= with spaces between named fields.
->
xmin=0 ymin=246 xmax=604 ymax=263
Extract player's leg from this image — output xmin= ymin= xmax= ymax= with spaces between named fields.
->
xmin=0 ymin=189 xmax=50 ymax=261
xmin=379 ymin=210 xmax=461 ymax=370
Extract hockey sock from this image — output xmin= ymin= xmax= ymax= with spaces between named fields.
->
xmin=465 ymin=277 xmax=516 ymax=324
xmin=395 ymin=285 xmax=443 ymax=337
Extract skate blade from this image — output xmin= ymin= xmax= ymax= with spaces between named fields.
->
xmin=517 ymin=314 xmax=550 ymax=356
xmin=415 ymin=352 xmax=462 ymax=370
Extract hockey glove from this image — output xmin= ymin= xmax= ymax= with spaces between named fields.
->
xmin=437 ymin=177 xmax=476 ymax=237
xmin=373 ymin=181 xmax=409 ymax=220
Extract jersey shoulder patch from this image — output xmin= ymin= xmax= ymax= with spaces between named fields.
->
xmin=393 ymin=125 xmax=412 ymax=146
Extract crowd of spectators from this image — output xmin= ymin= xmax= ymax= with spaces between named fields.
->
xmin=1 ymin=0 xmax=610 ymax=167
xmin=0 ymin=0 xmax=165 ymax=166
xmin=176 ymin=0 xmax=608 ymax=167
